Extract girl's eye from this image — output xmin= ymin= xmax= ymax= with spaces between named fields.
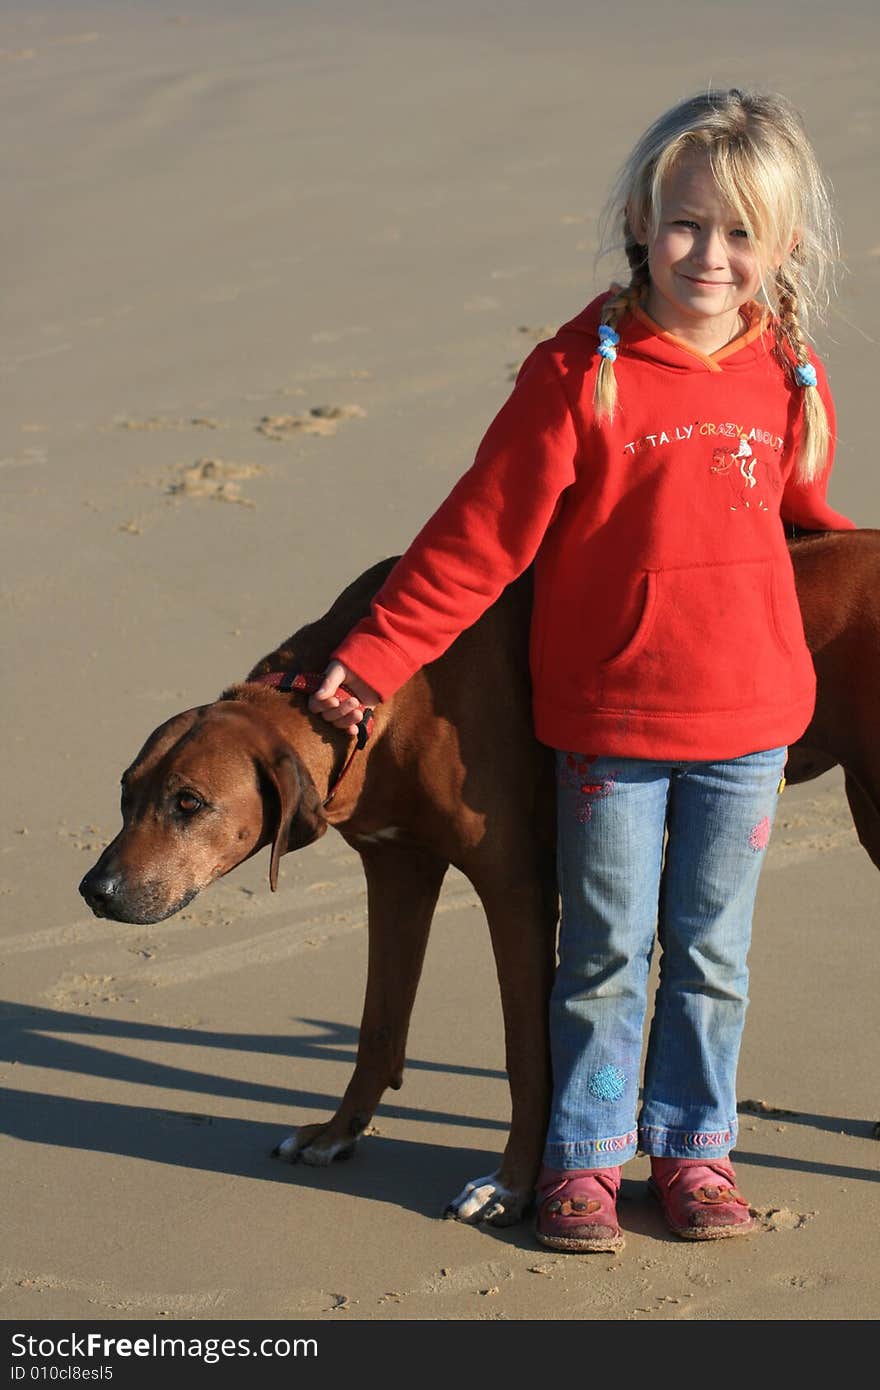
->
xmin=731 ymin=228 xmax=749 ymax=239
xmin=674 ymin=219 xmax=699 ymax=229
xmin=176 ymin=792 xmax=203 ymax=815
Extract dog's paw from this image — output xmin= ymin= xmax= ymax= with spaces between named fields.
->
xmin=272 ymin=1126 xmax=358 ymax=1167
xmin=444 ymin=1170 xmax=528 ymax=1227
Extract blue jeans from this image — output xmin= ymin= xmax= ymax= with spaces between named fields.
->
xmin=543 ymin=746 xmax=787 ymax=1169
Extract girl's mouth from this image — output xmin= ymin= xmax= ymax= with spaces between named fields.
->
xmin=680 ymin=274 xmax=733 ymax=287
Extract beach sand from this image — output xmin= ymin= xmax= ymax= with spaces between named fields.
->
xmin=1 ymin=0 xmax=878 ymax=1322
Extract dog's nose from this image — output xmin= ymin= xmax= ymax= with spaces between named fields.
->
xmin=79 ymin=867 xmax=121 ymax=917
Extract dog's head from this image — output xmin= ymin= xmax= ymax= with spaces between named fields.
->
xmin=78 ymin=699 xmax=327 ymax=924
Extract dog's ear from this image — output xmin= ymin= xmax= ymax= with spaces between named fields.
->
xmin=267 ymin=752 xmax=327 ymax=892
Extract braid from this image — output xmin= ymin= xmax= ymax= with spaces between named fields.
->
xmin=593 ymin=231 xmax=649 ymax=421
xmin=774 ymin=267 xmax=830 ymax=484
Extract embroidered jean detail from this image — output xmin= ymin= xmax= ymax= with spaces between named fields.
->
xmin=588 ymin=1064 xmax=627 ymax=1101
xmin=749 ymin=815 xmax=771 ymax=852
xmin=560 ymin=752 xmax=616 ymax=824
xmin=682 ymin=1129 xmax=732 ymax=1149
xmin=593 ymin=1130 xmax=638 ymax=1155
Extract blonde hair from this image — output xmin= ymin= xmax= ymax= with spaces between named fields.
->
xmin=595 ymin=89 xmax=839 ymax=482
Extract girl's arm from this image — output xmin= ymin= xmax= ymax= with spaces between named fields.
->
xmin=310 ymin=348 xmax=579 ymax=728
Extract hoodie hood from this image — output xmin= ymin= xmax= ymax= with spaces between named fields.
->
xmin=557 ymin=291 xmax=775 ymax=375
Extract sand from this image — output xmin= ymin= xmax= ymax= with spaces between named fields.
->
xmin=1 ymin=0 xmax=878 ymax=1324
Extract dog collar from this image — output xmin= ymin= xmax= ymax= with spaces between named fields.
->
xmin=250 ymin=669 xmax=374 ymax=806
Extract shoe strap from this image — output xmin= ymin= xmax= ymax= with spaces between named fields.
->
xmin=538 ymin=1166 xmax=621 ymax=1200
xmin=652 ymin=1160 xmax=737 ymax=1190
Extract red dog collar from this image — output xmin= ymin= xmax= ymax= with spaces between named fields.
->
xmin=250 ymin=669 xmax=374 ymax=805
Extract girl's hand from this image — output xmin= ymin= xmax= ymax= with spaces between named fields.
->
xmin=308 ymin=661 xmax=380 ymax=736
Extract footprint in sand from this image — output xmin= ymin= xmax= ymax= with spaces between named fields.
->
xmin=257 ymin=404 xmax=366 ymax=440
xmin=753 ymin=1206 xmax=818 ymax=1232
xmin=167 ymin=458 xmax=268 ymax=507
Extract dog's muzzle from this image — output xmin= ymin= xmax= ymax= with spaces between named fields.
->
xmin=78 ymin=864 xmax=196 ymax=924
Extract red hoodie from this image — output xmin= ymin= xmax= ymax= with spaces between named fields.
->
xmin=335 ymin=294 xmax=854 ymax=759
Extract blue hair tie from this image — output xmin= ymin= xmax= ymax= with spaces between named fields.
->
xmin=796 ymin=362 xmax=817 ymax=388
xmin=597 ymin=325 xmax=619 ymax=362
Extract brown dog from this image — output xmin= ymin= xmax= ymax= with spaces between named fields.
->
xmin=79 ymin=529 xmax=880 ymax=1223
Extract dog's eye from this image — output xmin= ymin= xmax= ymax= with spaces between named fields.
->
xmin=176 ymin=792 xmax=203 ymax=815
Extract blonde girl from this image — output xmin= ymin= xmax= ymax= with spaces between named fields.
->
xmin=311 ymin=89 xmax=854 ymax=1250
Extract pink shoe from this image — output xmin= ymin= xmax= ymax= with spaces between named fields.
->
xmin=648 ymin=1157 xmax=755 ymax=1240
xmin=535 ymin=1164 xmax=624 ymax=1253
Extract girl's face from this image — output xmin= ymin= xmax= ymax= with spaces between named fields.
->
xmin=640 ymin=153 xmax=770 ymax=352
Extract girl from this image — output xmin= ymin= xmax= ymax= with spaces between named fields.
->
xmin=309 ymin=90 xmax=854 ymax=1250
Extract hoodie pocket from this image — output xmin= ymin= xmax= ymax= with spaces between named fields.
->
xmin=602 ymin=570 xmax=659 ymax=669
xmin=598 ymin=558 xmax=799 ymax=712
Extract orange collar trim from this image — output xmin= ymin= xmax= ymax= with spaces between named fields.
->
xmin=631 ymin=302 xmax=769 ymax=371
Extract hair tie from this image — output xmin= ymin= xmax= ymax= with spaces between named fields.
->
xmin=795 ymin=362 xmax=817 ymax=388
xmin=597 ymin=325 xmax=620 ymax=362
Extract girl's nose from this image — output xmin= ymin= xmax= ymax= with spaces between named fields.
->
xmin=691 ymin=228 xmax=726 ymax=268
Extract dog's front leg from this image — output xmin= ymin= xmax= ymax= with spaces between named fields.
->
xmin=274 ymin=839 xmax=447 ymax=1166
